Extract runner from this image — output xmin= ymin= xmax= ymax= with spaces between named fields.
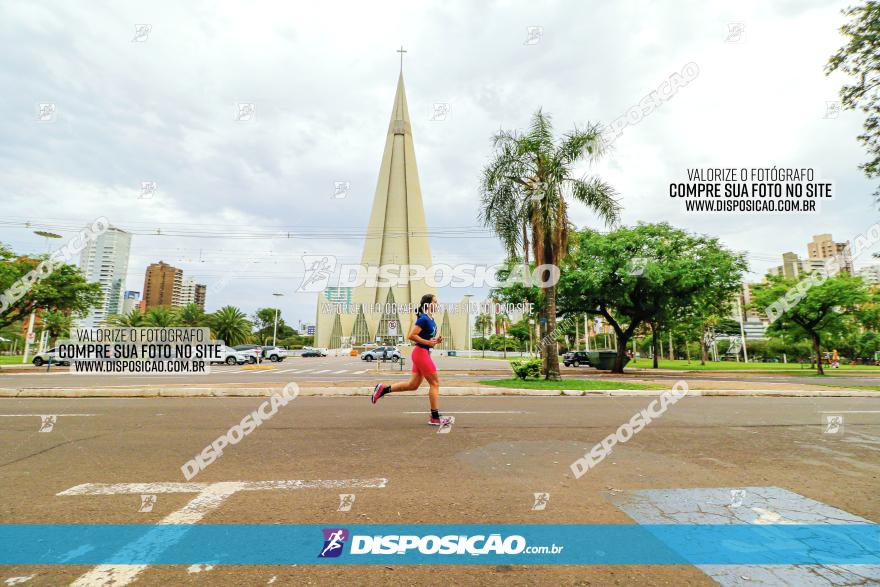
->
xmin=371 ymin=293 xmax=448 ymax=425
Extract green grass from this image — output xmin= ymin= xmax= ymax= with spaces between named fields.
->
xmin=0 ymin=355 xmax=24 ymax=365
xmin=479 ymin=378 xmax=666 ymax=391
xmin=814 ymin=383 xmax=880 ymax=391
xmin=465 ymin=355 xmax=880 ymax=373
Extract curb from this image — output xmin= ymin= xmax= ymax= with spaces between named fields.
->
xmin=1 ymin=386 xmax=879 ymax=398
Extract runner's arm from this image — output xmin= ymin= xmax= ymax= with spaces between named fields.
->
xmin=407 ymin=323 xmax=435 ymax=347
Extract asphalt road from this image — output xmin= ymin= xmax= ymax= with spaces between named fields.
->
xmin=0 ymin=355 xmax=513 ymax=389
xmin=1 ymin=394 xmax=878 ymax=585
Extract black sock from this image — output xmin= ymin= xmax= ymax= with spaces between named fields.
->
xmin=380 ymin=385 xmax=391 ymax=397
xmin=431 ymin=409 xmax=440 ymax=419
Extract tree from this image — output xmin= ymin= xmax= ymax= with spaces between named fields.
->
xmin=208 ymin=306 xmax=251 ymax=346
xmin=474 ymin=313 xmax=492 ymax=357
xmin=41 ymin=310 xmax=73 ymax=341
xmin=751 ymin=275 xmax=869 ymax=375
xmin=178 ymin=303 xmax=206 ymax=327
xmin=827 ymin=1 xmax=880 ymax=200
xmin=557 ymin=223 xmax=747 ymax=373
xmin=479 ymin=110 xmax=621 ymax=379
xmin=251 ymin=307 xmax=294 ymax=344
xmin=0 ymin=245 xmax=103 ymax=330
xmin=108 ymin=308 xmax=145 ymax=327
xmin=496 ymin=312 xmax=512 ymax=358
xmin=142 ymin=306 xmax=179 ymax=327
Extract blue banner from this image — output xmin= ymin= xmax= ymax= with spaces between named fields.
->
xmin=1 ymin=524 xmax=877 ymax=565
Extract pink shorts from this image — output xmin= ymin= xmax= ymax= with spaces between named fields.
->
xmin=411 ymin=346 xmax=437 ymax=376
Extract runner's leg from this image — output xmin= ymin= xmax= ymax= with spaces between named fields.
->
xmin=388 ymin=373 xmax=423 ymax=392
xmin=425 ymin=371 xmax=440 ymax=411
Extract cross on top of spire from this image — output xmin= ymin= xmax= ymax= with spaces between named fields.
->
xmin=396 ymin=45 xmax=407 ymax=72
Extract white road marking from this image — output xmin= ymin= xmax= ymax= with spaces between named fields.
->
xmin=186 ymin=564 xmax=214 ymax=574
xmin=312 ymin=370 xmax=332 ymax=374
xmin=62 ymin=478 xmax=387 ymax=586
xmin=819 ymin=410 xmax=880 ymax=413
xmin=4 ymin=576 xmax=35 ymax=585
xmin=332 ymin=370 xmax=348 ymax=374
xmin=295 ymin=369 xmax=314 ymax=374
xmin=354 ymin=370 xmax=368 ymax=374
xmin=275 ymin=368 xmax=299 ymax=373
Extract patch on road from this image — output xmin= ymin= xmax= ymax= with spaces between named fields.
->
xmin=608 ymin=486 xmax=880 ymax=586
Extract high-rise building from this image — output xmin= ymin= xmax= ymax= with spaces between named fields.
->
xmin=121 ymin=291 xmax=141 ymax=315
xmin=178 ymin=278 xmax=196 ymax=306
xmin=857 ymin=265 xmax=880 ymax=285
xmin=176 ymin=279 xmax=207 ymax=309
xmin=768 ymin=252 xmax=826 ymax=280
xmin=324 ymin=286 xmax=353 ymax=305
xmin=143 ymin=261 xmax=183 ymax=309
xmin=78 ymin=226 xmax=132 ymax=327
xmin=807 ymin=233 xmax=853 ymax=274
xmin=194 ymin=283 xmax=206 ymax=310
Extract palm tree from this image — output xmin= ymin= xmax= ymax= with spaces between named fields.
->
xmin=208 ymin=305 xmax=251 ymax=346
xmin=480 ymin=110 xmax=620 ymax=379
xmin=42 ymin=310 xmax=73 ymax=342
xmin=474 ymin=313 xmax=492 ymax=358
xmin=143 ymin=306 xmax=179 ymax=327
xmin=496 ymin=312 xmax=512 ymax=358
xmin=107 ymin=308 xmax=145 ymax=327
xmin=178 ymin=303 xmax=206 ymax=327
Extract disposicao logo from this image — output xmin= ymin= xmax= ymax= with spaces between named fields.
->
xmin=318 ymin=528 xmax=349 ymax=558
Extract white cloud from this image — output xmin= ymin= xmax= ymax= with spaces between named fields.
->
xmin=0 ymin=0 xmax=873 ymax=324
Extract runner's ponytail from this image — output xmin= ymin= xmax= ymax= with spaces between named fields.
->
xmin=416 ymin=294 xmax=435 ymax=317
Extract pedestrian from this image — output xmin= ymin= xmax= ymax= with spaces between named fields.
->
xmin=371 ymin=293 xmax=448 ymax=425
xmin=831 ymin=349 xmax=840 ymax=369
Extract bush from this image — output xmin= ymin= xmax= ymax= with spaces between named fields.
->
xmin=511 ymin=358 xmax=542 ymax=380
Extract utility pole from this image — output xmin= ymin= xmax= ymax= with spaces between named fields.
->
xmin=271 ymin=292 xmax=284 ymax=346
xmin=735 ymin=294 xmax=749 ymax=363
xmin=22 ymin=311 xmax=36 ymax=364
xmin=584 ymin=314 xmax=590 ymax=351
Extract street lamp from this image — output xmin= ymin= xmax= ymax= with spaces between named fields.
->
xmin=271 ymin=293 xmax=284 ymax=346
xmin=24 ymin=231 xmax=63 ymax=363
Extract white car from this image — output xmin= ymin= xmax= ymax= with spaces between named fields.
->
xmin=32 ymin=348 xmax=69 ymax=367
xmin=262 ymin=346 xmax=288 ymax=362
xmin=210 ymin=345 xmax=250 ymax=365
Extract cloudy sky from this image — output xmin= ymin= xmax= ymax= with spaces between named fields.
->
xmin=1 ymin=0 xmax=876 ymax=327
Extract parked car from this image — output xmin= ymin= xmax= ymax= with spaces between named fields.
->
xmin=32 ymin=348 xmax=69 ymax=367
xmin=232 ymin=345 xmax=262 ymax=364
xmin=261 ymin=346 xmax=288 ymax=362
xmin=210 ymin=345 xmax=250 ymax=365
xmin=563 ymin=350 xmax=591 ymax=367
xmin=360 ymin=346 xmax=401 ymax=362
xmin=301 ymin=347 xmax=327 ymax=357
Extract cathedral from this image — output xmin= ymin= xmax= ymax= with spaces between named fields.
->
xmin=313 ymin=68 xmax=471 ymax=351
